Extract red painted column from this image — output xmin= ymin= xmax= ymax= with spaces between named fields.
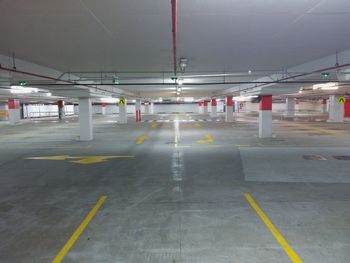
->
xmin=211 ymin=98 xmax=217 ymax=117
xmin=321 ymin=99 xmax=327 ymax=114
xmin=203 ymin=101 xmax=208 ymax=114
xmin=8 ymin=99 xmax=20 ymax=125
xmin=344 ymin=98 xmax=350 ymax=117
xmin=57 ymin=100 xmax=65 ymax=120
xmin=101 ymin=102 xmax=107 ymax=115
xmin=259 ymin=95 xmax=272 ymax=138
xmin=225 ymin=96 xmax=234 ymax=122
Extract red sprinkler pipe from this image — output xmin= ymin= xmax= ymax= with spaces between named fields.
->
xmin=171 ymin=0 xmax=178 ymax=75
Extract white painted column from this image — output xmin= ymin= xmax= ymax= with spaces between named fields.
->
xmin=321 ymin=99 xmax=327 ymax=114
xmin=101 ymin=102 xmax=107 ymax=115
xmin=203 ymin=101 xmax=208 ymax=114
xmin=225 ymin=96 xmax=233 ymax=122
xmin=210 ymin=98 xmax=217 ymax=117
xmin=144 ymin=103 xmax=150 ymax=114
xmin=119 ymin=98 xmax=127 ymax=124
xmin=285 ymin=98 xmax=295 ymax=118
xmin=58 ymin=100 xmax=65 ymax=120
xmin=150 ymin=102 xmax=154 ymax=114
xmin=295 ymin=99 xmax=300 ymax=112
xmin=259 ymin=95 xmax=272 ymax=138
xmin=0 ymin=102 xmax=8 ymax=121
xmin=135 ymin=99 xmax=142 ymax=122
xmin=328 ymin=95 xmax=344 ymax=122
xmin=8 ymin=99 xmax=20 ymax=125
xmin=79 ymin=98 xmax=93 ymax=141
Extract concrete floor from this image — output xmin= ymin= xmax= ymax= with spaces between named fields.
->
xmin=0 ymin=113 xmax=350 ymax=262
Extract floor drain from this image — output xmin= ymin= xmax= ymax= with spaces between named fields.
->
xmin=303 ymin=155 xmax=327 ymax=160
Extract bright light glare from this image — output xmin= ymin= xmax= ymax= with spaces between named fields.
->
xmin=184 ymin=97 xmax=194 ymax=102
xmin=10 ymin=86 xmax=38 ymax=94
xmin=46 ymin=92 xmax=52 ymax=97
xmin=158 ymin=97 xmax=163 ymax=102
xmin=177 ymin=78 xmax=184 ymax=85
xmin=312 ymin=82 xmax=338 ymax=90
xmin=100 ymin=97 xmax=119 ymax=103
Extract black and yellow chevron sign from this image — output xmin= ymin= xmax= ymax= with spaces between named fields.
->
xmin=338 ymin=97 xmax=345 ymax=105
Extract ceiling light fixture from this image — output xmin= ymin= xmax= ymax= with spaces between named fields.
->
xmin=179 ymin=58 xmax=188 ymax=72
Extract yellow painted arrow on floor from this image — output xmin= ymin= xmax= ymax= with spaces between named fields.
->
xmin=196 ymin=135 xmax=214 ymax=144
xmin=26 ymin=155 xmax=134 ymax=164
xmin=136 ymin=135 xmax=147 ymax=144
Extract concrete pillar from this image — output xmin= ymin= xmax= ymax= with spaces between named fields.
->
xmin=211 ymin=98 xmax=217 ymax=117
xmin=144 ymin=103 xmax=150 ymax=114
xmin=78 ymin=98 xmax=93 ymax=141
xmin=286 ymin=98 xmax=295 ymax=118
xmin=225 ymin=96 xmax=233 ymax=122
xmin=198 ymin=102 xmax=203 ymax=114
xmin=321 ymin=99 xmax=327 ymax=114
xmin=203 ymin=101 xmax=208 ymax=114
xmin=101 ymin=102 xmax=107 ymax=115
xmin=58 ymin=100 xmax=65 ymax=120
xmin=328 ymin=95 xmax=344 ymax=122
xmin=135 ymin=99 xmax=142 ymax=122
xmin=150 ymin=102 xmax=154 ymax=114
xmin=74 ymin=104 xmax=79 ymax=115
xmin=259 ymin=95 xmax=272 ymax=138
xmin=119 ymin=98 xmax=127 ymax=124
xmin=0 ymin=102 xmax=8 ymax=121
xmin=295 ymin=99 xmax=300 ymax=112
xmin=8 ymin=99 xmax=20 ymax=125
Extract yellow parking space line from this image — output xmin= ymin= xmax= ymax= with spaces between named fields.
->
xmin=244 ymin=193 xmax=302 ymax=263
xmin=52 ymin=195 xmax=107 ymax=263
xmin=195 ymin=123 xmax=202 ymax=127
xmin=151 ymin=123 xmax=158 ymax=128
xmin=27 ymin=155 xmax=134 ymax=164
xmin=136 ymin=135 xmax=147 ymax=144
xmin=196 ymin=135 xmax=213 ymax=144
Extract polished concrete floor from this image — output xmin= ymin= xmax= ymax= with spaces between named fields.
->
xmin=0 ymin=113 xmax=350 ymax=262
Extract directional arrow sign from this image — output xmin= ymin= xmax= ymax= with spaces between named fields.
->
xmin=119 ymin=98 xmax=126 ymax=106
xmin=338 ymin=97 xmax=346 ymax=105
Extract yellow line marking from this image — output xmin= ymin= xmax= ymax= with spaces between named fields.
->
xmin=52 ymin=195 xmax=107 ymax=263
xmin=196 ymin=135 xmax=213 ymax=144
xmin=26 ymin=155 xmax=134 ymax=164
xmin=195 ymin=123 xmax=202 ymax=127
xmin=136 ymin=135 xmax=147 ymax=144
xmin=151 ymin=123 xmax=158 ymax=128
xmin=244 ymin=193 xmax=303 ymax=263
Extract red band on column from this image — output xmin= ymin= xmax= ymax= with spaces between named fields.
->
xmin=102 ymin=102 xmax=107 ymax=107
xmin=211 ymin=98 xmax=217 ymax=106
xmin=259 ymin=95 xmax=272 ymax=111
xmin=199 ymin=102 xmax=203 ymax=106
xmin=321 ymin=99 xmax=327 ymax=105
xmin=226 ymin=96 xmax=233 ymax=106
xmin=203 ymin=101 xmax=208 ymax=107
xmin=8 ymin=99 xmax=20 ymax=109
xmin=295 ymin=99 xmax=300 ymax=105
xmin=57 ymin=100 xmax=65 ymax=108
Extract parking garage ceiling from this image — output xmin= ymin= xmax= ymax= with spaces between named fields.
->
xmin=1 ymin=0 xmax=350 ymax=100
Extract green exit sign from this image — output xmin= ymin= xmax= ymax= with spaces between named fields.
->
xmin=321 ymin=72 xmax=329 ymax=79
xmin=19 ymin=81 xmax=27 ymax=86
xmin=171 ymin=76 xmax=177 ymax=81
xmin=113 ymin=77 xmax=120 ymax=85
